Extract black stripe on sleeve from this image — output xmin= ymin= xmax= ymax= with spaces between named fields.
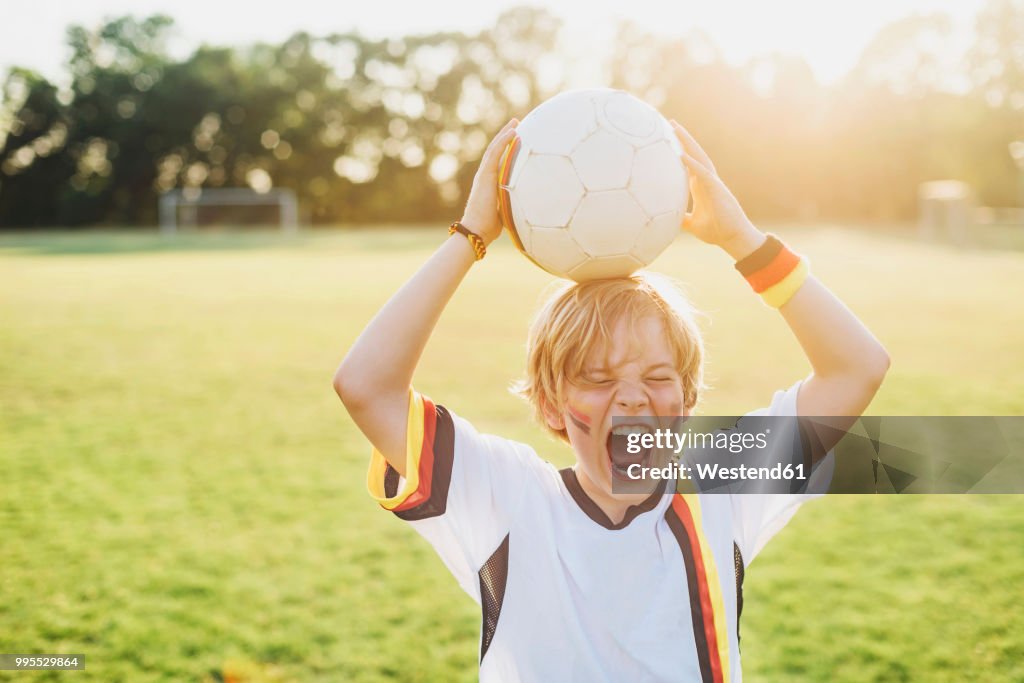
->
xmin=383 ymin=464 xmax=400 ymax=499
xmin=733 ymin=234 xmax=783 ymax=276
xmin=394 ymin=404 xmax=455 ymax=521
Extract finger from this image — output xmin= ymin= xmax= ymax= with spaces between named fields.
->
xmin=481 ymin=122 xmax=519 ymax=167
xmin=670 ymin=120 xmax=713 ymax=170
xmin=486 ymin=119 xmax=519 ymax=153
xmin=680 ymin=167 xmax=709 ymax=233
xmin=670 ymin=120 xmax=716 ymax=174
xmin=479 ymin=141 xmax=517 ymax=183
xmin=680 ymin=188 xmax=709 ymax=234
xmin=678 ymin=148 xmax=716 ymax=184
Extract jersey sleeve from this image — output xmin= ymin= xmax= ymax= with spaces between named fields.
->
xmin=366 ymin=389 xmax=536 ymax=600
xmin=729 ymin=380 xmax=834 ymax=567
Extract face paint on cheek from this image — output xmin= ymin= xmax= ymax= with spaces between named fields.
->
xmin=566 ymin=404 xmax=592 ymax=435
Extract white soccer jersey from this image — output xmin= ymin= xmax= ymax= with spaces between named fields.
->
xmin=366 ymin=382 xmax=828 ymax=682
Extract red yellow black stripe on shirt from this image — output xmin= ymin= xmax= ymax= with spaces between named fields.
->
xmin=368 ymin=390 xmax=454 ymax=521
xmin=666 ymin=494 xmax=731 ymax=683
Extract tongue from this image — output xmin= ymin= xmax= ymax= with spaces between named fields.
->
xmin=608 ymin=433 xmax=651 ymax=466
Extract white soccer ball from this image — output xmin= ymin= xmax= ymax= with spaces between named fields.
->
xmin=498 ymin=88 xmax=688 ymax=281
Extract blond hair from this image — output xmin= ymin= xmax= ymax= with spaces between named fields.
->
xmin=514 ymin=273 xmax=705 ymax=443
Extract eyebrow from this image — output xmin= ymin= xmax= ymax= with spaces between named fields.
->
xmin=584 ymin=363 xmax=676 ymax=373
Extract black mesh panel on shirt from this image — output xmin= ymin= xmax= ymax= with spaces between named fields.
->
xmin=383 ymin=464 xmax=400 ymax=499
xmin=478 ymin=534 xmax=510 ymax=662
xmin=734 ymin=542 xmax=745 ymax=647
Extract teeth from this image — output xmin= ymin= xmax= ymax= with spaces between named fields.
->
xmin=611 ymin=424 xmax=652 ymax=436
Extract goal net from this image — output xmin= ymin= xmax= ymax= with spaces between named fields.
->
xmin=158 ymin=188 xmax=299 ymax=233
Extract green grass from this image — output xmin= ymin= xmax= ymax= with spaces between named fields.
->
xmin=1 ymin=226 xmax=1023 ymax=682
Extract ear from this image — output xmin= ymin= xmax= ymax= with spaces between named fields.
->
xmin=540 ymin=397 xmax=565 ymax=431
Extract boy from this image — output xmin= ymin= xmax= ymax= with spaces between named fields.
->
xmin=334 ymin=118 xmax=890 ymax=681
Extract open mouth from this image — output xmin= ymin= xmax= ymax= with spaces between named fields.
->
xmin=606 ymin=423 xmax=655 ymax=482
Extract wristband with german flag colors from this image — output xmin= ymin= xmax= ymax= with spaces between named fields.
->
xmin=734 ymin=234 xmax=809 ymax=308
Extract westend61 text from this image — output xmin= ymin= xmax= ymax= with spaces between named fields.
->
xmin=627 ymin=462 xmax=807 ymax=481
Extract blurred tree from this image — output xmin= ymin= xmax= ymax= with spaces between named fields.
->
xmin=609 ymin=24 xmax=828 ymax=221
xmin=0 ymin=69 xmax=69 ymax=226
xmin=0 ymin=8 xmax=563 ymax=228
xmin=971 ymin=0 xmax=1024 ymax=106
xmin=0 ymin=4 xmax=1021 ymax=228
xmin=969 ymin=0 xmax=1024 ymax=206
xmin=850 ymin=14 xmax=956 ymax=96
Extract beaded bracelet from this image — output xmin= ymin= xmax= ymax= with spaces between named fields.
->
xmin=449 ymin=221 xmax=487 ymax=261
xmin=734 ymin=234 xmax=809 ymax=308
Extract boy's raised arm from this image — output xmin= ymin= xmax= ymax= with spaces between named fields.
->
xmin=669 ymin=121 xmax=891 ymax=419
xmin=333 ymin=119 xmax=519 ymax=476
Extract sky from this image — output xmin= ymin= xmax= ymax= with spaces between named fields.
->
xmin=0 ymin=0 xmax=988 ymax=87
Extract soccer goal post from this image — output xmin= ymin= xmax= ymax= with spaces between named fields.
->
xmin=158 ymin=188 xmax=299 ymax=234
xmin=918 ymin=180 xmax=973 ymax=244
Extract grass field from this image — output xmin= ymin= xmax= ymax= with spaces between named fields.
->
xmin=2 ymin=226 xmax=1023 ymax=682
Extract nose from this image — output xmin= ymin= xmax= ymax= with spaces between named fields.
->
xmin=614 ymin=381 xmax=650 ymax=412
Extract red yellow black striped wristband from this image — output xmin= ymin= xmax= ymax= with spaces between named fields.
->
xmin=734 ymin=234 xmax=809 ymax=308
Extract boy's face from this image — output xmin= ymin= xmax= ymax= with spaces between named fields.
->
xmin=546 ymin=315 xmax=688 ymax=512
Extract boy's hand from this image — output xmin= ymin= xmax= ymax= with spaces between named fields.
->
xmin=670 ymin=120 xmax=765 ymax=260
xmin=460 ymin=118 xmax=519 ymax=246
